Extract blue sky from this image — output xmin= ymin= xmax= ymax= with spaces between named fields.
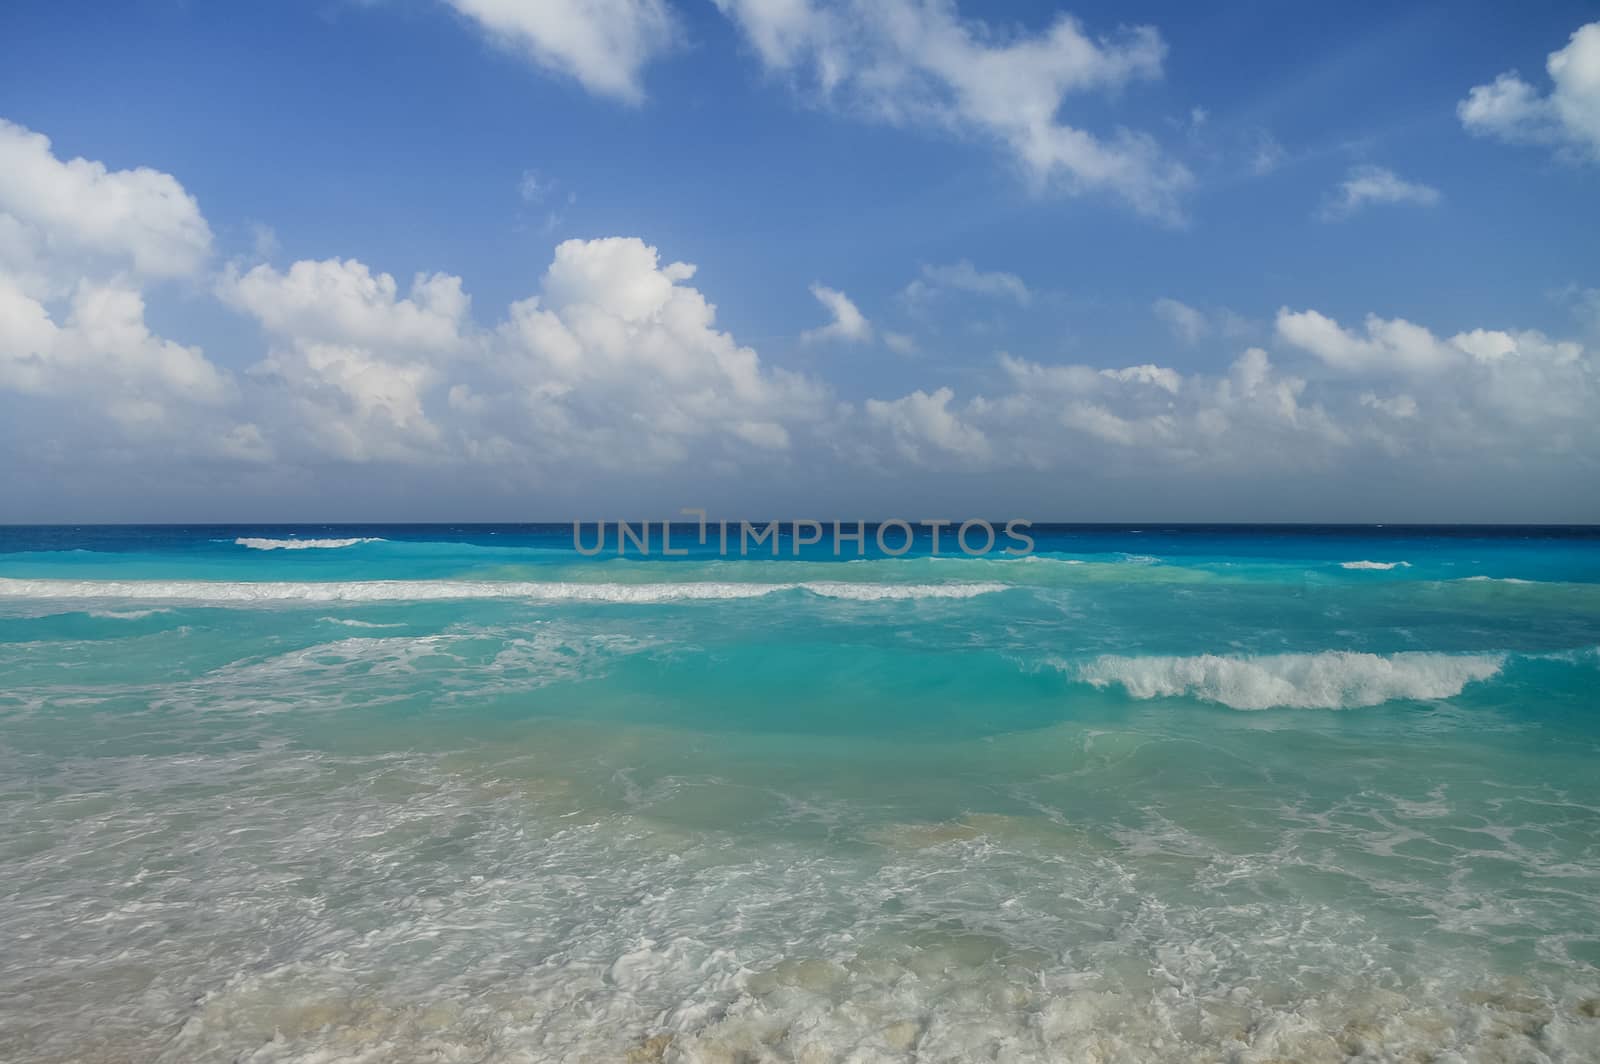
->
xmin=1 ymin=0 xmax=1597 ymax=521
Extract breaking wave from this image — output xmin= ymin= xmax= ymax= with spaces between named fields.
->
xmin=234 ymin=537 xmax=386 ymax=550
xmin=0 ymin=577 xmax=1009 ymax=605
xmin=1074 ymin=650 xmax=1505 ymax=710
xmin=1340 ymin=560 xmax=1411 ymax=570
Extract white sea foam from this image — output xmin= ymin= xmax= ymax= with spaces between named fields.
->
xmin=85 ymin=608 xmax=168 ymax=620
xmin=1340 ymin=560 xmax=1411 ymax=570
xmin=191 ymin=627 xmax=655 ymax=711
xmin=234 ymin=537 xmax=386 ymax=550
xmin=1076 ymin=650 xmax=1505 ymax=710
xmin=0 ymin=577 xmax=1009 ymax=605
xmin=10 ymin=746 xmax=1596 ymax=1064
xmin=318 ymin=616 xmax=406 ymax=628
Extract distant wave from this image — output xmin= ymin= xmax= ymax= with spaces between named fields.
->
xmin=1073 ymin=650 xmax=1504 ymax=710
xmin=921 ymin=553 xmax=1084 ymax=564
xmin=234 ymin=537 xmax=386 ymax=550
xmin=1339 ymin=560 xmax=1411 ymax=570
xmin=1535 ymin=645 xmax=1600 ymax=665
xmin=0 ymin=577 xmax=1009 ymax=604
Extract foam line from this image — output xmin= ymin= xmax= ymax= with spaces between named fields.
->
xmin=0 ymin=577 xmax=1010 ymax=604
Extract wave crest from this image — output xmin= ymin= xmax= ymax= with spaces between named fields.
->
xmin=0 ymin=577 xmax=1008 ymax=605
xmin=1340 ymin=560 xmax=1410 ymax=570
xmin=234 ymin=537 xmax=385 ymax=550
xmin=1075 ymin=650 xmax=1504 ymax=710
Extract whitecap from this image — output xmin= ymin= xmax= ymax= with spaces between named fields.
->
xmin=1074 ymin=650 xmax=1505 ymax=710
xmin=1339 ymin=560 xmax=1411 ymax=570
xmin=0 ymin=577 xmax=1009 ymax=605
xmin=234 ymin=537 xmax=386 ymax=550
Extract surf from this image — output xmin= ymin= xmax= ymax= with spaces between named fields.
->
xmin=0 ymin=576 xmax=1011 ymax=604
xmin=1071 ymin=649 xmax=1506 ymax=709
xmin=232 ymin=537 xmax=387 ymax=550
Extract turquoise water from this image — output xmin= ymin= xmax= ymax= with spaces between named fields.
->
xmin=2 ymin=525 xmax=1599 ymax=1062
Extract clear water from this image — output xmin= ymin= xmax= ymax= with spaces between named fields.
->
xmin=2 ymin=525 xmax=1598 ymax=1062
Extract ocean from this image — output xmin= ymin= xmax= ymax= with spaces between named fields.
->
xmin=1 ymin=524 xmax=1598 ymax=1062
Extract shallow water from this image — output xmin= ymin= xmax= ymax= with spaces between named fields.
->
xmin=2 ymin=525 xmax=1598 ymax=1062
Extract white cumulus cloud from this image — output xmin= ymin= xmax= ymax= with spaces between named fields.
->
xmin=0 ymin=119 xmax=236 ymax=438
xmin=488 ymin=237 xmax=827 ymax=467
xmin=220 ymin=259 xmax=470 ymax=353
xmin=1459 ymin=21 xmax=1600 ymax=162
xmin=1271 ymin=308 xmax=1570 ymax=377
xmin=218 ymin=258 xmax=475 ymax=462
xmin=0 ymin=118 xmax=212 ymax=297
xmin=852 ymin=309 xmax=1595 ymax=490
xmin=219 ymin=238 xmax=831 ymax=469
xmin=864 ymin=386 xmax=990 ymax=466
xmin=0 ymin=277 xmax=231 ymax=423
xmin=1276 ymin=308 xmax=1457 ymax=374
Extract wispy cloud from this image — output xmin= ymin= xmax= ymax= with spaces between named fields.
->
xmin=1320 ymin=165 xmax=1440 ymax=220
xmin=902 ymin=261 xmax=1031 ymax=310
xmin=441 ymin=0 xmax=678 ymax=104
xmin=713 ymin=0 xmax=1191 ymax=222
xmin=802 ymin=283 xmax=872 ymax=344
